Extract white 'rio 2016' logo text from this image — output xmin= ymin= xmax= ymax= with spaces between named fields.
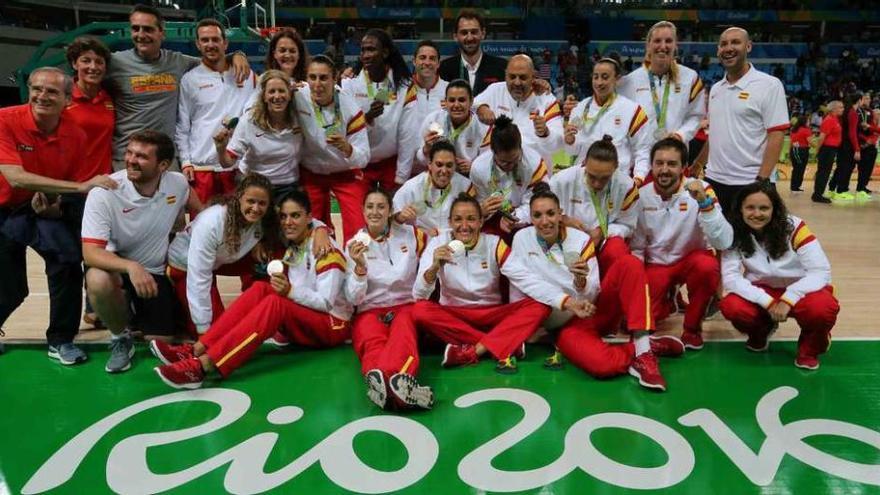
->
xmin=23 ymin=386 xmax=880 ymax=494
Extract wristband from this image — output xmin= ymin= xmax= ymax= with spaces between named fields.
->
xmin=697 ymin=196 xmax=714 ymax=210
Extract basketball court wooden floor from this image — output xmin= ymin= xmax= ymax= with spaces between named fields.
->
xmin=1 ymin=182 xmax=879 ymax=494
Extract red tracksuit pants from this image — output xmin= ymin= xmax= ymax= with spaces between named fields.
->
xmin=598 ymin=236 xmax=632 ymax=275
xmin=301 ymin=167 xmax=367 ymax=243
xmin=556 ymin=254 xmax=653 ymax=378
xmin=201 ymin=281 xmax=350 ymax=377
xmin=168 ymin=256 xmax=257 ymax=338
xmin=191 ymin=170 xmax=236 ymax=206
xmin=352 ymin=304 xmax=420 ymax=378
xmin=646 ymin=249 xmax=720 ymax=333
xmin=719 ymin=285 xmax=839 ymax=357
xmin=411 ymin=298 xmax=550 ymax=360
xmin=364 ymin=155 xmax=399 ymax=193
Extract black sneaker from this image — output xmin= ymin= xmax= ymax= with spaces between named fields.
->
xmin=811 ymin=195 xmax=832 ymax=204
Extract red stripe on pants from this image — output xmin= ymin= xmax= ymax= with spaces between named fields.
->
xmin=352 ymin=304 xmax=420 ymax=377
xmin=200 ymin=281 xmax=350 ymax=377
xmin=411 ymin=298 xmax=549 ymax=359
xmin=557 ymin=318 xmax=635 ymax=378
xmin=598 ymin=236 xmax=632 ymax=275
xmin=364 ymin=155 xmax=398 ymax=193
xmin=300 ymin=167 xmax=367 ymax=243
xmin=719 ymin=285 xmax=838 ymax=357
xmin=646 ymin=249 xmax=719 ymax=333
xmin=592 ymin=254 xmax=654 ymax=332
xmin=191 ymin=170 xmax=236 ymax=207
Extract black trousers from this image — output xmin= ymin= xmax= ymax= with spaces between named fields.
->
xmin=789 ymin=147 xmax=809 ymax=191
xmin=703 ymin=178 xmax=774 ymax=220
xmin=813 ymin=145 xmax=838 ymax=199
xmin=856 ymin=146 xmax=876 ymax=192
xmin=0 ymin=203 xmax=83 ymax=346
xmin=831 ymin=146 xmax=856 ymax=193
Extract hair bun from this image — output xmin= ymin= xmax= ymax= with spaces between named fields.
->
xmin=601 ymin=134 xmax=614 ymax=142
xmin=531 ymin=181 xmax=552 ymax=195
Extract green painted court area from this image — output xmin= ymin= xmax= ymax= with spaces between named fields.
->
xmin=2 ymin=341 xmax=879 ymax=494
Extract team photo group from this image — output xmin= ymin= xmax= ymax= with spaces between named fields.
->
xmin=0 ymin=4 xmax=843 ymax=412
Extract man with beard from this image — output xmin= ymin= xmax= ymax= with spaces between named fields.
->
xmin=397 ymin=40 xmax=449 ymax=182
xmin=0 ymin=67 xmax=117 ymax=364
xmin=693 ymin=27 xmax=789 ymax=213
xmin=474 ymin=55 xmax=563 ymax=175
xmin=175 ymin=18 xmax=258 ymax=204
xmin=82 ymin=130 xmax=201 ymax=373
xmin=439 ymin=9 xmax=507 ymax=97
xmin=107 ymin=5 xmax=251 ymax=169
xmin=630 ymin=138 xmax=733 ymax=351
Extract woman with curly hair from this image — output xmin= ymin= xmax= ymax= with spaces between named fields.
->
xmin=719 ymin=182 xmax=839 ymax=370
xmin=166 ymin=173 xmax=277 ymax=336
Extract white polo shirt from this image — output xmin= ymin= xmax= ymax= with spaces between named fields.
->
xmin=226 ymin=114 xmax=303 ymax=185
xmin=473 ymin=82 xmax=564 ymax=173
xmin=82 ymin=169 xmax=190 ymax=275
xmin=618 ymin=63 xmax=706 ymax=143
xmin=706 ymin=64 xmax=790 ymax=186
xmin=413 ymin=109 xmax=491 ymax=171
xmin=564 ymin=93 xmax=654 ymax=180
xmin=175 ymin=64 xmax=258 ymax=171
xmin=392 ymin=171 xmax=475 ymax=235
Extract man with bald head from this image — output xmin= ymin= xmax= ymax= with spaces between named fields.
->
xmin=473 ymin=54 xmax=563 ymax=172
xmin=694 ymin=27 xmax=789 ymax=213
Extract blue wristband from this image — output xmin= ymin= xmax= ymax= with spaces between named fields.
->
xmin=697 ymin=197 xmax=714 ymax=210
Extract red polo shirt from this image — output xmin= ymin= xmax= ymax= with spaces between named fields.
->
xmin=0 ymin=104 xmax=87 ymax=207
xmin=64 ymin=84 xmax=114 ymax=181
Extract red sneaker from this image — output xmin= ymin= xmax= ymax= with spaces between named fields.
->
xmin=795 ymin=354 xmax=820 ymax=370
xmin=680 ymin=330 xmax=704 ymax=351
xmin=154 ymin=358 xmax=205 ymax=390
xmin=389 ymin=373 xmax=434 ymax=410
xmin=266 ymin=331 xmax=290 ymax=348
xmin=649 ymin=335 xmax=685 ymax=357
xmin=442 ymin=344 xmax=479 ymax=368
xmin=628 ymin=353 xmax=667 ymax=391
xmin=149 ymin=340 xmax=194 ymax=365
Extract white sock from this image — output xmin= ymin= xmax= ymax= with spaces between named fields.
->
xmin=634 ymin=334 xmax=650 ymax=356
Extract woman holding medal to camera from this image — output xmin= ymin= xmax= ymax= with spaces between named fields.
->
xmin=618 ymin=21 xmax=706 ymax=162
xmin=152 ymin=190 xmax=351 ymax=389
xmin=562 ymin=58 xmax=654 ymax=185
xmin=469 ymin=116 xmax=549 ymax=241
xmin=345 ymin=188 xmax=434 ymax=410
xmin=393 ymin=141 xmax=475 ymax=237
xmin=213 ymin=70 xmax=303 ymax=199
xmin=411 ymin=193 xmax=550 ymax=374
xmin=295 ymin=55 xmax=371 ymax=243
xmin=503 ymin=184 xmax=682 ymax=392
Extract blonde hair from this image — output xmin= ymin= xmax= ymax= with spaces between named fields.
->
xmin=251 ymin=70 xmax=298 ymax=132
xmin=643 ymin=21 xmax=679 ymax=83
